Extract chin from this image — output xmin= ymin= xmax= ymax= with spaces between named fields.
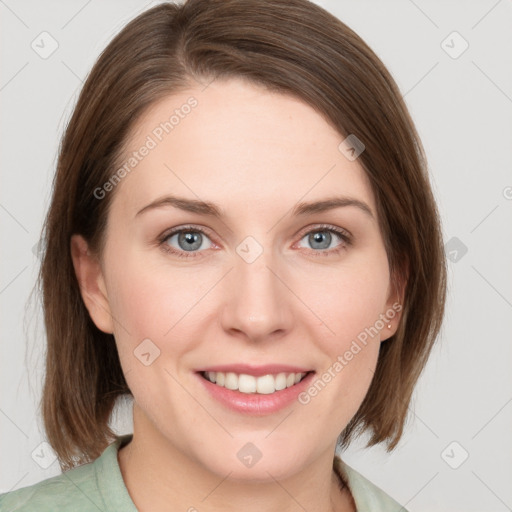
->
xmin=211 ymin=457 xmax=302 ymax=483
xmin=194 ymin=437 xmax=313 ymax=482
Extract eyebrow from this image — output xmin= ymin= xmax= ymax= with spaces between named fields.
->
xmin=135 ymin=195 xmax=374 ymax=219
xmin=292 ymin=197 xmax=374 ymax=219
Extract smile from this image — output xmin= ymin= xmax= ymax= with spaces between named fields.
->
xmin=202 ymin=371 xmax=308 ymax=395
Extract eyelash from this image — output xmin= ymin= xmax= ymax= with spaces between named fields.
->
xmin=158 ymin=224 xmax=352 ymax=259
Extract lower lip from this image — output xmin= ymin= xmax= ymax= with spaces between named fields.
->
xmin=196 ymin=372 xmax=315 ymax=415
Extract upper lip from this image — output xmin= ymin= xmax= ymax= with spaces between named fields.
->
xmin=196 ymin=364 xmax=313 ymax=377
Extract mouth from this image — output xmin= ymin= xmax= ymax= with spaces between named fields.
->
xmin=200 ymin=370 xmax=311 ymax=395
xmin=195 ymin=364 xmax=315 ymax=414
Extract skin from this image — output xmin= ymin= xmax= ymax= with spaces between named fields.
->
xmin=71 ymin=77 xmax=403 ymax=512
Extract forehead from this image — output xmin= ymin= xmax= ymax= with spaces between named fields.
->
xmin=111 ymin=77 xmax=375 ymax=218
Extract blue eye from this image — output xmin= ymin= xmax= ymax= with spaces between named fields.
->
xmin=159 ymin=224 xmax=351 ymax=259
xmin=297 ymin=225 xmax=351 ymax=256
xmin=161 ymin=226 xmax=213 ymax=258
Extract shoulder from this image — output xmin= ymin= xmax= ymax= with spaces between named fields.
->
xmin=0 ymin=435 xmax=134 ymax=512
xmin=0 ymin=461 xmax=101 ymax=512
xmin=334 ymin=456 xmax=409 ymax=512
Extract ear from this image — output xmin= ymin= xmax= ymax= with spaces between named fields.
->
xmin=380 ymin=262 xmax=408 ymax=342
xmin=70 ymin=234 xmax=114 ymax=334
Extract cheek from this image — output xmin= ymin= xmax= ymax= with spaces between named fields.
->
xmin=300 ymin=255 xmax=390 ymax=349
xmin=294 ymin=255 xmax=389 ymax=414
xmin=314 ymin=281 xmax=384 ymax=380
xmin=104 ymin=251 xmax=206 ymax=357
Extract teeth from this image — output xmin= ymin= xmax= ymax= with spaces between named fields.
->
xmin=239 ymin=373 xmax=257 ymax=393
xmin=203 ymin=371 xmax=307 ymax=394
xmin=275 ymin=373 xmax=287 ymax=391
xmin=256 ymin=374 xmax=275 ymax=394
xmin=224 ymin=372 xmax=238 ymax=390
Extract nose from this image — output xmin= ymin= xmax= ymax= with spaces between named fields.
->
xmin=220 ymin=248 xmax=294 ymax=343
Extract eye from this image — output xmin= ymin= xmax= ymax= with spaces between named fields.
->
xmin=159 ymin=223 xmax=351 ymax=259
xmin=159 ymin=226 xmax=214 ymax=258
xmin=296 ymin=224 xmax=351 ymax=256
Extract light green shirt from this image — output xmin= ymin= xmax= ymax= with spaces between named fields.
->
xmin=0 ymin=435 xmax=408 ymax=511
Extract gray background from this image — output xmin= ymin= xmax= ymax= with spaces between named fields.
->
xmin=1 ymin=1 xmax=511 ymax=510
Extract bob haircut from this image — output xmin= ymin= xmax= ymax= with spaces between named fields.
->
xmin=39 ymin=0 xmax=447 ymax=470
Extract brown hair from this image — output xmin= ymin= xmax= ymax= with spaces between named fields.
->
xmin=39 ymin=0 xmax=447 ymax=470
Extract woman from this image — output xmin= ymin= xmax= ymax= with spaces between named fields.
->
xmin=0 ymin=0 xmax=446 ymax=510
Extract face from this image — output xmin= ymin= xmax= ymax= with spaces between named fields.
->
xmin=73 ymin=78 xmax=400 ymax=481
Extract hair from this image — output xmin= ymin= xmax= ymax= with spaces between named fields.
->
xmin=39 ymin=0 xmax=447 ymax=471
